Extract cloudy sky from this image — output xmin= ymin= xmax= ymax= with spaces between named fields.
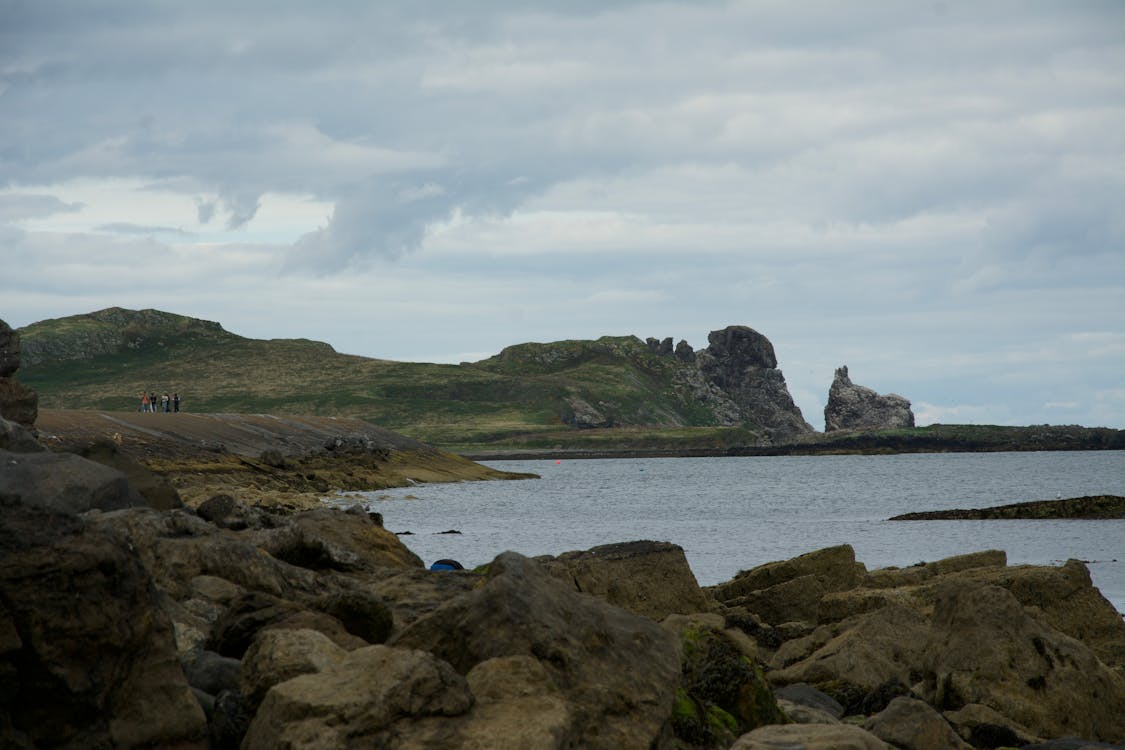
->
xmin=2 ymin=1 xmax=1123 ymax=430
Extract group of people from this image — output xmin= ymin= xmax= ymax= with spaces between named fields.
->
xmin=140 ymin=391 xmax=181 ymax=413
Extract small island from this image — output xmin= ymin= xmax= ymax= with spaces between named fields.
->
xmin=889 ymin=494 xmax=1125 ymax=521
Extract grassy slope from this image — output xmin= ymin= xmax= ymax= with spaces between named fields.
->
xmin=18 ymin=310 xmax=741 ymax=450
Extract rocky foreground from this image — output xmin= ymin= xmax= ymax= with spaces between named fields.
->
xmin=3 ymin=428 xmax=1125 ymax=749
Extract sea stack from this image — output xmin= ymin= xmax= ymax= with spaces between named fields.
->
xmin=824 ymin=365 xmax=914 ymax=432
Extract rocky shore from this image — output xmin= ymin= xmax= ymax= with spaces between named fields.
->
xmin=890 ymin=495 xmax=1125 ymax=520
xmin=3 ymin=423 xmax=1125 ymax=748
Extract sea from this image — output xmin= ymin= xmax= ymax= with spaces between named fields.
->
xmin=340 ymin=451 xmax=1125 ymax=613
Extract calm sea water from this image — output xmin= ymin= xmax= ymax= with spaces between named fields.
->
xmin=343 ymin=451 xmax=1125 ymax=613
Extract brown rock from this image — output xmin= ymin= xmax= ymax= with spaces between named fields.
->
xmin=255 ymin=506 xmax=424 ymax=572
xmin=241 ymin=645 xmax=473 ymax=749
xmin=731 ymin=723 xmax=890 ymax=750
xmin=922 ymin=581 xmax=1125 ymax=741
xmin=538 ymin=539 xmax=715 ymax=620
xmin=0 ymin=449 xmax=141 ymax=513
xmin=727 ymin=573 xmax=826 ymax=626
xmin=710 ymin=545 xmax=861 ymax=603
xmin=863 ymin=696 xmax=972 ymax=750
xmin=391 ymin=551 xmax=681 ymax=750
xmin=0 ymin=376 xmax=37 ymax=427
xmin=240 ymin=628 xmax=348 ymax=710
xmin=0 ymin=319 xmax=19 ymax=377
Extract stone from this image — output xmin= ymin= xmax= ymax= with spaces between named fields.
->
xmin=731 ymin=723 xmax=890 ymax=750
xmin=239 ymin=628 xmax=348 ymax=709
xmin=0 ymin=505 xmax=207 ymax=749
xmin=696 ymin=325 xmax=813 ymax=438
xmin=77 ymin=438 xmax=183 ymax=510
xmin=391 ymin=551 xmax=681 ymax=750
xmin=943 ymin=703 xmax=1043 ymax=748
xmin=824 ymin=365 xmax=914 ymax=433
xmin=0 ymin=377 xmax=37 ymax=427
xmin=922 ymin=581 xmax=1125 ymax=742
xmin=313 ymin=586 xmax=394 ymax=644
xmin=241 ymin=645 xmax=473 ymax=749
xmin=0 ymin=449 xmax=141 ymax=513
xmin=538 ymin=540 xmax=715 ymax=621
xmin=777 ymin=698 xmax=842 ymax=724
xmin=0 ymin=415 xmax=42 ymax=453
xmin=210 ymin=689 xmax=253 ymax=750
xmin=863 ymin=696 xmax=972 ymax=750
xmin=675 ymin=339 xmax=696 ymax=362
xmin=711 ymin=544 xmax=861 ymax=603
xmin=456 ymin=655 xmax=571 ymax=749
xmin=0 ymin=319 xmax=19 ymax=377
xmin=368 ymin=566 xmax=482 ymax=631
xmin=208 ymin=590 xmax=365 ymax=658
xmin=726 ymin=573 xmax=826 ymax=626
xmin=768 ymin=604 xmax=931 ymax=703
xmin=255 ymin=506 xmax=424 ymax=572
xmin=774 ymin=683 xmax=844 ymax=719
xmin=181 ymin=648 xmax=242 ymax=696
xmin=664 ymin=613 xmax=786 ymax=747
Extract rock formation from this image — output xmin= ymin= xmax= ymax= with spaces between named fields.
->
xmin=0 ymin=318 xmax=37 ymax=428
xmin=824 ymin=365 xmax=914 ymax=432
xmin=696 ymin=326 xmax=813 ymax=438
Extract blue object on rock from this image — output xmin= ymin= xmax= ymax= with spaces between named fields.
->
xmin=429 ymin=558 xmax=464 ymax=571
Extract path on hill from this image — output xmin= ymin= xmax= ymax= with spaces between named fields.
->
xmin=35 ymin=408 xmax=428 ymax=461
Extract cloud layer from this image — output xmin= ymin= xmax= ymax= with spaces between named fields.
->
xmin=2 ymin=1 xmax=1123 ymax=428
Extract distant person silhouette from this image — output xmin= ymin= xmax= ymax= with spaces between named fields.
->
xmin=173 ymin=393 xmax=180 ymax=413
xmin=140 ymin=392 xmax=150 ymax=413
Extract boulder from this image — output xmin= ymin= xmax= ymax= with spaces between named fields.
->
xmin=696 ymin=325 xmax=813 ymax=438
xmin=181 ymin=648 xmax=242 ymax=697
xmin=0 ymin=449 xmax=141 ymax=513
xmin=863 ymin=550 xmax=1007 ymax=589
xmin=726 ymin=573 xmax=826 ymax=626
xmin=368 ymin=566 xmax=482 ymax=631
xmin=391 ymin=551 xmax=681 ymax=750
xmin=0 ymin=377 xmax=37 ymax=427
xmin=922 ymin=581 xmax=1125 ymax=741
xmin=77 ymin=438 xmax=183 ymax=510
xmin=208 ymin=590 xmax=366 ymax=658
xmin=239 ymin=628 xmax=348 ymax=709
xmin=663 ymin=613 xmax=786 ymax=747
xmin=774 ymin=683 xmax=844 ymax=719
xmin=863 ymin=696 xmax=972 ymax=750
xmin=731 ymin=723 xmax=890 ymax=750
xmin=711 ymin=545 xmax=862 ymax=603
xmin=0 ymin=415 xmax=42 ymax=452
xmin=455 ymin=655 xmax=571 ymax=749
xmin=538 ymin=540 xmax=715 ymax=620
xmin=0 ymin=319 xmax=19 ymax=377
xmin=241 ymin=645 xmax=473 ymax=750
xmin=768 ymin=604 xmax=931 ymax=704
xmin=0 ymin=505 xmax=207 ymax=749
xmin=943 ymin=703 xmax=1043 ymax=748
xmin=824 ymin=365 xmax=914 ymax=432
xmin=254 ymin=506 xmax=424 ymax=572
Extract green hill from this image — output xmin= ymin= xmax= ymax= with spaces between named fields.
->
xmin=16 ymin=308 xmax=779 ymax=451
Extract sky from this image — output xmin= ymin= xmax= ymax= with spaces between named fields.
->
xmin=2 ymin=1 xmax=1123 ymax=431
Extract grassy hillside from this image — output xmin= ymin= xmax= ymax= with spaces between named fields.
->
xmin=18 ymin=308 xmax=753 ymax=451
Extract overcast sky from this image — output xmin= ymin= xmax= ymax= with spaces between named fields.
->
xmin=2 ymin=1 xmax=1123 ymax=430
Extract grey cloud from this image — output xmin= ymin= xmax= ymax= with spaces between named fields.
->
xmin=95 ymin=222 xmax=196 ymax=238
xmin=0 ymin=194 xmax=83 ymax=223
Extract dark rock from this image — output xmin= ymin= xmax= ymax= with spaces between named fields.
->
xmin=0 ymin=416 xmax=42 ymax=453
xmin=0 ymin=505 xmax=207 ymax=748
xmin=864 ymin=695 xmax=973 ymax=750
xmin=77 ymin=438 xmax=183 ymax=510
xmin=210 ymin=689 xmax=253 ymax=750
xmin=538 ymin=539 xmax=715 ymax=621
xmin=207 ymin=591 xmax=365 ymax=658
xmin=890 ymin=494 xmax=1125 ymax=520
xmin=0 ymin=319 xmax=19 ymax=377
xmin=255 ymin=506 xmax=424 ymax=572
xmin=196 ymin=493 xmax=275 ymax=530
xmin=0 ymin=377 xmax=38 ymax=427
xmin=710 ymin=544 xmax=861 ymax=604
xmin=0 ymin=449 xmax=142 ymax=513
xmin=824 ymin=365 xmax=914 ymax=433
xmin=696 ymin=325 xmax=812 ymax=438
xmin=181 ymin=648 xmax=241 ymax=696
xmin=774 ymin=683 xmax=845 ymax=719
xmin=675 ymin=339 xmax=696 ymax=362
xmin=314 ymin=587 xmax=394 ymax=644
xmin=239 ymin=627 xmax=347 ymax=710
xmin=391 ymin=551 xmax=681 ymax=749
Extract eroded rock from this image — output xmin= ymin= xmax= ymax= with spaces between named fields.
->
xmin=824 ymin=365 xmax=914 ymax=433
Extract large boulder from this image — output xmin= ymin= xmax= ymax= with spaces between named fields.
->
xmin=0 ymin=505 xmax=208 ymax=748
xmin=77 ymin=439 xmax=183 ymax=510
xmin=391 ymin=551 xmax=681 ymax=750
xmin=538 ymin=540 xmax=715 ymax=620
xmin=863 ymin=696 xmax=972 ymax=750
xmin=0 ymin=449 xmax=141 ymax=513
xmin=731 ymin=723 xmax=890 ymax=750
xmin=0 ymin=377 xmax=37 ymax=427
xmin=242 ymin=644 xmax=473 ymax=749
xmin=0 ymin=415 xmax=42 ymax=453
xmin=0 ymin=319 xmax=19 ymax=377
xmin=239 ymin=628 xmax=348 ymax=710
xmin=824 ymin=365 xmax=914 ymax=432
xmin=254 ymin=506 xmax=424 ymax=572
xmin=710 ymin=545 xmax=862 ymax=604
xmin=696 ymin=325 xmax=813 ymax=438
xmin=922 ymin=581 xmax=1125 ymax=741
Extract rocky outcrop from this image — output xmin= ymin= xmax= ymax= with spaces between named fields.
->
xmin=0 ymin=449 xmax=142 ymax=513
xmin=697 ymin=326 xmax=813 ymax=438
xmin=824 ymin=365 xmax=914 ymax=433
xmin=891 ymin=494 xmax=1125 ymax=520
xmin=0 ymin=318 xmax=37 ymax=428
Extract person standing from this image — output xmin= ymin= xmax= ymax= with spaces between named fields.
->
xmin=173 ymin=393 xmax=180 ymax=413
xmin=150 ymin=392 xmax=157 ymax=414
xmin=141 ymin=392 xmax=150 ymax=413
xmin=162 ymin=393 xmax=170 ymax=413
